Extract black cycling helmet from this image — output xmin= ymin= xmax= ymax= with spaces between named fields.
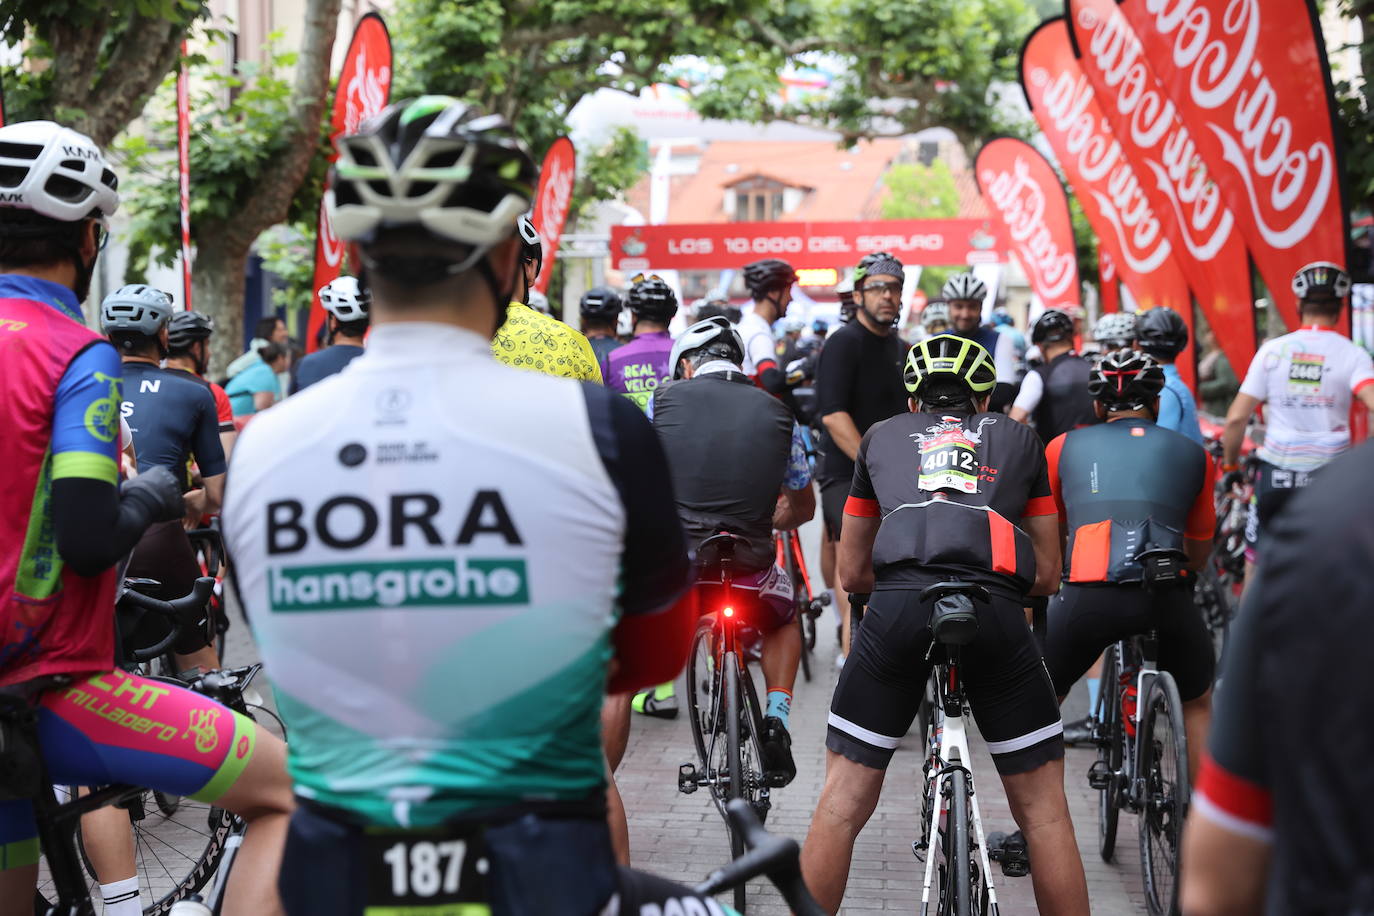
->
xmin=1292 ymin=261 xmax=1351 ymax=302
xmin=517 ymin=214 xmax=542 ymax=273
xmin=1135 ymin=306 xmax=1189 ymax=358
xmin=579 ymin=285 xmax=622 ymax=322
xmin=627 ymin=273 xmax=678 ymax=322
xmin=1030 ymin=308 xmax=1074 ymax=345
xmin=166 ymin=310 xmax=214 ymax=351
xmin=1089 ymin=348 xmax=1166 ymax=411
xmin=742 ymin=259 xmax=798 ymax=299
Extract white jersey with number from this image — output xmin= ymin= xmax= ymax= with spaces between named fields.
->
xmin=1239 ymin=326 xmax=1374 ymax=472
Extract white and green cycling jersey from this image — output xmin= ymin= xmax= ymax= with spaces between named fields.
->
xmin=224 ymin=323 xmax=688 ymax=827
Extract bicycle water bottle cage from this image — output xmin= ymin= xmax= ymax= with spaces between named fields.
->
xmin=1136 ymin=547 xmax=1188 ymax=588
xmin=920 ymin=581 xmax=989 ymax=647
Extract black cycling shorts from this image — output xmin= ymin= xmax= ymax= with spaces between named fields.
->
xmin=827 ymin=585 xmax=1064 ymax=776
xmin=278 ymin=802 xmax=729 ymax=915
xmin=1044 ymin=582 xmax=1215 ymax=702
xmin=819 ymin=476 xmax=848 ymax=541
xmin=126 ymin=519 xmax=214 ymax=654
xmin=1244 ymin=459 xmax=1315 ymax=561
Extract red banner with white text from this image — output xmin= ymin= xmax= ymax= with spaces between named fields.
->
xmin=974 ymin=138 xmax=1081 ymax=313
xmin=176 ymin=41 xmax=192 ymax=310
xmin=1114 ymin=0 xmax=1348 ymax=332
xmin=1067 ymin=0 xmax=1256 ymax=379
xmin=306 ymin=13 xmax=392 ymax=351
xmin=530 ymin=136 xmax=576 ymax=296
xmin=1020 ymin=17 xmax=1196 ymax=387
xmin=1100 ymin=251 xmax=1120 ymax=314
xmin=610 ymin=219 xmax=1009 ymax=272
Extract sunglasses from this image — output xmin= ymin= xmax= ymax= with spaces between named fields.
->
xmin=630 ymin=273 xmax=665 ymax=285
xmin=862 ymin=280 xmax=903 ymax=297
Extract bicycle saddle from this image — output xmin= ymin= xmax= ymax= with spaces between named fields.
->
xmin=920 ymin=581 xmax=989 ymax=648
xmin=694 ymin=531 xmax=751 ymax=570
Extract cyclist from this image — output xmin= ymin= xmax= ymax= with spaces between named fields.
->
xmin=0 ymin=119 xmax=290 ymax=916
xmin=603 ymin=274 xmax=676 ymax=411
xmin=1009 ymin=309 xmax=1097 ymax=443
xmin=802 ymin=335 xmax=1086 ymax=915
xmin=289 ymin=275 xmax=369 ymax=393
xmin=1136 ymin=306 xmax=1203 ymax=444
xmin=1182 ymin=441 xmax=1374 ymax=914
xmin=165 ymin=309 xmax=238 ymax=459
xmin=226 ymin=96 xmax=722 ymax=915
xmin=1043 ymin=349 xmax=1216 ymax=778
xmin=652 ymin=316 xmax=816 ymax=785
xmin=919 ymin=300 xmax=950 ymax=338
xmin=1221 ymin=261 xmax=1374 ymax=575
xmin=1090 ymin=310 xmax=1138 ymax=355
xmin=811 ymin=317 xmax=829 ymax=341
xmin=579 ymin=284 xmax=623 ymax=369
xmin=939 ymin=273 xmax=1021 ymax=410
xmin=102 ymin=284 xmax=227 ymax=673
xmin=490 ymin=213 xmax=603 ymax=381
xmin=740 ymin=258 xmax=799 ymax=392
xmin=815 ymin=253 xmax=908 ymax=655
xmin=777 ymin=315 xmax=805 ymax=365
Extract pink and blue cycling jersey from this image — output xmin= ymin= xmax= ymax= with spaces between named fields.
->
xmin=602 ymin=331 xmax=673 ymax=412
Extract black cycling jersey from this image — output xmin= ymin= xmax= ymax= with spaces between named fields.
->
xmin=1046 ymin=418 xmax=1214 ymax=584
xmin=585 ymin=334 xmax=619 ymax=374
xmin=290 ymin=344 xmax=364 ymax=394
xmin=1030 ymin=351 xmax=1097 ymax=444
xmin=847 ymin=410 xmax=1054 ymax=598
xmin=120 ymin=360 xmax=227 ymax=487
xmin=815 ymin=319 xmax=907 ymax=484
xmin=652 ymin=371 xmax=793 ymax=573
xmin=1198 ymin=443 xmax=1374 ymax=913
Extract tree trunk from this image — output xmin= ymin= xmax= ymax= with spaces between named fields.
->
xmin=194 ymin=242 xmax=251 ymax=378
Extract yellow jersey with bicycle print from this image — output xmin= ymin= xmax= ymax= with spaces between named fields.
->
xmin=491 ymin=302 xmax=603 ymax=382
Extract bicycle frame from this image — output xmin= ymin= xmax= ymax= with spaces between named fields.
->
xmin=918 ymin=655 xmax=1000 ymax=916
xmin=1102 ymin=634 xmax=1163 ymax=812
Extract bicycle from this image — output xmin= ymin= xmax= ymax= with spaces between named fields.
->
xmin=774 ymin=528 xmax=829 ymax=683
xmin=910 ymin=582 xmax=1004 ymax=916
xmin=185 ymin=520 xmax=229 ymax=663
xmin=1087 ymin=550 xmax=1192 ymax=916
xmin=679 ymin=532 xmax=774 ymax=913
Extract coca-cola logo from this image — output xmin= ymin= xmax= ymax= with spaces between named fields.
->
xmin=1074 ymin=3 xmax=1235 ymax=263
xmin=1126 ymin=0 xmax=1334 ymax=250
xmin=535 ymin=153 xmax=575 ymax=262
xmin=342 ymin=43 xmax=391 ymax=134
xmin=1036 ymin=66 xmax=1172 ymax=274
xmin=319 ymin=197 xmax=343 ymax=268
xmin=979 ymin=157 xmax=1076 ymax=300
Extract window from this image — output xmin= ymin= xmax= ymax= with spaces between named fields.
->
xmin=731 ymin=177 xmax=788 ymax=222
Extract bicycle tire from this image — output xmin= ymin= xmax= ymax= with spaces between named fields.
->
xmin=944 ymin=768 xmax=973 ymax=916
xmin=724 ymin=654 xmax=748 ymax=913
xmin=786 ymin=540 xmax=814 ymax=684
xmin=1096 ymin=648 xmax=1123 ymax=862
xmin=1138 ymin=673 xmax=1190 ymax=916
xmin=686 ymin=618 xmax=720 ymax=775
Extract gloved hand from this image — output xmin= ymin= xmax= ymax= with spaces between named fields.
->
xmin=120 ymin=466 xmax=186 ymax=524
xmin=1220 ymin=469 xmax=1247 ymax=492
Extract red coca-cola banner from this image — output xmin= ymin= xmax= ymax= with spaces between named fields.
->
xmin=307 ymin=13 xmax=392 ymax=351
xmin=1115 ymin=0 xmax=1347 ymax=332
xmin=975 ymin=138 xmax=1081 ymax=313
xmin=1100 ymin=250 xmax=1120 ymax=313
xmin=1021 ymin=17 xmax=1196 ymax=387
xmin=176 ymin=41 xmax=192 ymax=310
xmin=530 ymin=136 xmax=575 ymax=296
xmin=610 ymin=219 xmax=1009 ymax=272
xmin=1067 ymin=0 xmax=1256 ymax=379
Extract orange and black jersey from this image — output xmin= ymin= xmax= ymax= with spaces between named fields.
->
xmin=1046 ymin=418 xmax=1215 ymax=584
xmin=846 ymin=410 xmax=1055 ymax=597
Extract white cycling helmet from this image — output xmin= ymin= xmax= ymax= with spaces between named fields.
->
xmin=670 ymin=316 xmax=745 ymax=379
xmin=1292 ymin=261 xmax=1352 ymax=301
xmin=526 ymin=290 xmax=551 ymax=314
xmin=921 ymin=301 xmax=950 ymax=329
xmin=100 ymin=284 xmax=173 ymax=336
xmin=0 ymin=121 xmax=119 ymax=223
xmin=941 ymin=272 xmax=988 ymax=303
xmin=318 ymin=275 xmax=370 ymax=322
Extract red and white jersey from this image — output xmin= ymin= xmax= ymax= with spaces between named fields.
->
xmin=738 ymin=309 xmax=776 ymax=378
xmin=1240 ymin=326 xmax=1374 ymax=472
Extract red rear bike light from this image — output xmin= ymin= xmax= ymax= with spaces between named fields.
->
xmin=722 ymin=606 xmax=735 ymax=618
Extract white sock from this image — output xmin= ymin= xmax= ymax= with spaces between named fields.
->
xmin=101 ymin=876 xmax=142 ymax=916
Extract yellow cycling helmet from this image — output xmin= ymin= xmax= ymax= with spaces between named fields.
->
xmin=904 ymin=335 xmax=997 ymax=402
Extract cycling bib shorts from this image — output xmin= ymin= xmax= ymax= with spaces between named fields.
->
xmin=0 ymin=669 xmax=255 ymax=869
xmin=1243 ymin=459 xmax=1315 ymax=563
xmin=693 ymin=564 xmax=794 ymax=632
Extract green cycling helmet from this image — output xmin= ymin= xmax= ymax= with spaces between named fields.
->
xmin=904 ymin=335 xmax=997 ymax=400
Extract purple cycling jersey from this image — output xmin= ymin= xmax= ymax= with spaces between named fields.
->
xmin=602 ymin=331 xmax=673 ymax=412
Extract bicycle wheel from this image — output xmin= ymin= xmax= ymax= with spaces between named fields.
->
xmin=1138 ymin=673 xmax=1190 ymax=916
xmin=723 ymin=654 xmax=748 ymax=913
xmin=1194 ymin=561 xmax=1233 ymax=663
xmin=1095 ymin=649 xmax=1123 ymax=862
xmin=943 ymin=768 xmax=973 ymax=916
xmin=785 ymin=541 xmax=813 ymax=684
xmin=686 ymin=618 xmax=721 ymax=784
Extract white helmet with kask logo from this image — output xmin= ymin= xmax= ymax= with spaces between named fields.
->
xmin=0 ymin=120 xmax=119 ymax=223
xmin=318 ymin=276 xmax=371 ymax=322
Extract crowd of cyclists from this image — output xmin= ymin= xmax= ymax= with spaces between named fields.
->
xmin=3 ymin=96 xmax=1373 ymax=916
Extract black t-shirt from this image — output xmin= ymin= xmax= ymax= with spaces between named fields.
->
xmin=1199 ymin=442 xmax=1374 ymax=913
xmin=815 ymin=320 xmax=907 ymax=483
xmin=848 ymin=410 xmax=1054 ymax=596
xmin=120 ymin=361 xmax=227 ymax=487
xmin=290 ymin=344 xmax=365 ymax=394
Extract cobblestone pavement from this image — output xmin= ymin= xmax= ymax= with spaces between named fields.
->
xmin=614 ymin=518 xmax=1150 ymax=914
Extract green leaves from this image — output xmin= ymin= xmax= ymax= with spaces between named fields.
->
xmin=881 ymin=161 xmax=960 ymax=220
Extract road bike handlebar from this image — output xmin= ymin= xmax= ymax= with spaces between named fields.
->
xmin=694 ymin=799 xmax=826 ymax=916
xmin=120 ymin=577 xmax=215 ymax=662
